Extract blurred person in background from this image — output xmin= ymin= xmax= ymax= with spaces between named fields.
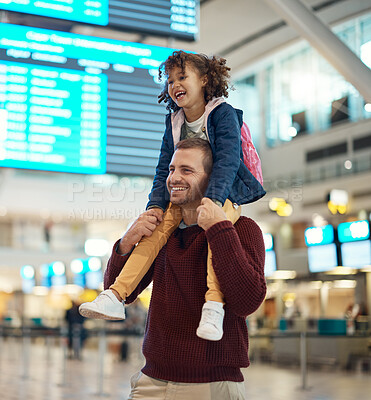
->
xmin=65 ymin=300 xmax=86 ymax=360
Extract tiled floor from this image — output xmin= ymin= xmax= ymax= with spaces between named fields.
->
xmin=1 ymin=336 xmax=371 ymax=400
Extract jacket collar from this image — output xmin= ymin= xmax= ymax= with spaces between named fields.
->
xmin=170 ymin=97 xmax=226 ymax=147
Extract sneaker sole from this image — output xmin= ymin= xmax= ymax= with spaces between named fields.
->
xmin=196 ymin=327 xmax=223 ymax=341
xmin=79 ymin=307 xmax=125 ymax=320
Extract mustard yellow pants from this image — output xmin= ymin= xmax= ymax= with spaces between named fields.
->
xmin=110 ymin=200 xmax=241 ymax=304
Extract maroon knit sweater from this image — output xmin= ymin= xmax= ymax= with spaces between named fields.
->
xmin=104 ymin=217 xmax=266 ymax=383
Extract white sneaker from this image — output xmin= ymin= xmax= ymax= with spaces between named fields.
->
xmin=79 ymin=289 xmax=125 ymax=320
xmin=196 ymin=301 xmax=224 ymax=341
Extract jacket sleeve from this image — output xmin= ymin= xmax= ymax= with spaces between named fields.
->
xmin=146 ymin=116 xmax=173 ymax=211
xmin=205 ymin=218 xmax=266 ymax=317
xmin=104 ymin=240 xmax=154 ymax=304
xmin=204 ymin=104 xmax=241 ymax=204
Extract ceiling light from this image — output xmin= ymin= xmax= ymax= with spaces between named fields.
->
xmin=309 ymin=281 xmax=323 ymax=289
xmin=21 ymin=265 xmax=35 ymax=280
xmin=71 ymin=259 xmax=84 ymax=274
xmin=85 ymin=239 xmax=109 ymax=256
xmin=325 ymin=266 xmax=356 ymax=275
xmin=360 ymin=265 xmax=371 ymax=273
xmin=344 ymin=160 xmax=352 ymax=170
xmin=88 ymin=257 xmax=102 ymax=272
xmin=269 ymin=197 xmax=286 ymax=212
xmin=269 ymin=270 xmax=297 ymax=280
xmin=52 ymin=261 xmax=65 ymax=276
xmin=332 ymin=280 xmax=357 ymax=289
xmin=32 ymin=286 xmax=49 ymax=296
xmin=288 ymin=126 xmax=297 ymax=137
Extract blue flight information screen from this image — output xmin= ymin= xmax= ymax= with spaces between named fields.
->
xmin=0 ymin=0 xmax=109 ymax=25
xmin=0 ymin=23 xmax=176 ymax=175
xmin=0 ymin=1 xmax=199 ymax=41
xmin=0 ymin=61 xmax=107 ymax=173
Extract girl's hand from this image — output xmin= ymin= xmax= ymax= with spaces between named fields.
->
xmin=118 ymin=209 xmax=163 ymax=254
xmin=149 ymin=207 xmax=164 ymax=223
xmin=197 ymin=198 xmax=227 ymax=231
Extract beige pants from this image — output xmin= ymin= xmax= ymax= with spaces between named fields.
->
xmin=111 ymin=200 xmax=241 ymax=304
xmin=128 ymin=372 xmax=247 ymax=400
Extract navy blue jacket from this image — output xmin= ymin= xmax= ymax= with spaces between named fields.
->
xmin=147 ymin=99 xmax=265 ymax=211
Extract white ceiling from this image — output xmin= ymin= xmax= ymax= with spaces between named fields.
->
xmin=72 ymin=0 xmax=371 ymax=76
xmin=5 ymin=1 xmax=370 ymax=75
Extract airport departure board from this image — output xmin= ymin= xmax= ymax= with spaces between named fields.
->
xmin=0 ymin=0 xmax=109 ymax=25
xmin=0 ymin=61 xmax=107 ymax=173
xmin=0 ymin=23 xmax=176 ymax=175
xmin=0 ymin=0 xmax=199 ymax=40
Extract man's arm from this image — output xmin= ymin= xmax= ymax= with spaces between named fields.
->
xmin=198 ymin=198 xmax=266 ymax=317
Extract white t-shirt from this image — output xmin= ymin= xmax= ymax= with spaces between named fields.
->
xmin=181 ymin=112 xmax=207 ymax=141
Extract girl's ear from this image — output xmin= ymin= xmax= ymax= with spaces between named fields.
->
xmin=201 ymin=75 xmax=208 ymax=87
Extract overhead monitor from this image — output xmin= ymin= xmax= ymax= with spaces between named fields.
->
xmin=304 ymin=225 xmax=334 ymax=247
xmin=264 ymin=250 xmax=277 ymax=277
xmin=341 ymin=240 xmax=371 ymax=268
xmin=0 ymin=0 xmax=109 ymax=25
xmin=0 ymin=23 xmax=176 ymax=175
xmin=337 ymin=220 xmax=370 ymax=243
xmin=21 ymin=265 xmax=36 ymax=294
xmin=40 ymin=261 xmax=66 ymax=286
xmin=0 ymin=61 xmax=107 ymax=174
xmin=263 ymin=233 xmax=274 ymax=251
xmin=85 ymin=270 xmax=102 ymax=289
xmin=0 ymin=0 xmax=199 ymax=40
xmin=308 ymin=243 xmax=338 ymax=273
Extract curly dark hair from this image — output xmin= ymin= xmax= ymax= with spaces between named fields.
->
xmin=175 ymin=138 xmax=213 ymax=175
xmin=158 ymin=50 xmax=231 ymax=112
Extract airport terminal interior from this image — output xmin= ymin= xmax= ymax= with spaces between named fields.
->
xmin=1 ymin=0 xmax=371 ymax=399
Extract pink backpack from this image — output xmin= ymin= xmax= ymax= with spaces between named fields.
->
xmin=240 ymin=122 xmax=263 ymax=185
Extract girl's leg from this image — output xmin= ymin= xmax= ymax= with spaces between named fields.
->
xmin=110 ymin=204 xmax=182 ymax=299
xmin=197 ymin=200 xmax=241 ymax=341
xmin=205 ymin=200 xmax=241 ymax=303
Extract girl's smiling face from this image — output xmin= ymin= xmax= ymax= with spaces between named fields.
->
xmin=167 ymin=63 xmax=207 ymax=120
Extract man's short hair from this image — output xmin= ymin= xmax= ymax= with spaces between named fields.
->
xmin=174 ymin=138 xmax=213 ymax=175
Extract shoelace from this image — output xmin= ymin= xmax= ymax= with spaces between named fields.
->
xmin=200 ymin=309 xmax=221 ymax=327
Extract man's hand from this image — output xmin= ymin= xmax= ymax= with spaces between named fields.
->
xmin=197 ymin=198 xmax=227 ymax=231
xmin=118 ymin=209 xmax=163 ymax=254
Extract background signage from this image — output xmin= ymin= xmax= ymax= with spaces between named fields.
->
xmin=0 ymin=0 xmax=199 ymax=40
xmin=0 ymin=23 xmax=176 ymax=175
xmin=341 ymin=240 xmax=371 ymax=268
xmin=304 ymin=225 xmax=334 ymax=247
xmin=337 ymin=220 xmax=370 ymax=243
xmin=308 ymin=243 xmax=338 ymax=273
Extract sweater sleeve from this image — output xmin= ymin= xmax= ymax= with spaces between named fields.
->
xmin=104 ymin=240 xmax=154 ymax=304
xmin=205 ymin=217 xmax=266 ymax=317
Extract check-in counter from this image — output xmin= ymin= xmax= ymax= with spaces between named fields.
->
xmin=250 ymin=318 xmax=371 ymax=369
xmin=270 ymin=333 xmax=370 ymax=368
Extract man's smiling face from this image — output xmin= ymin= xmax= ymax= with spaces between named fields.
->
xmin=166 ymin=148 xmax=209 ymax=208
